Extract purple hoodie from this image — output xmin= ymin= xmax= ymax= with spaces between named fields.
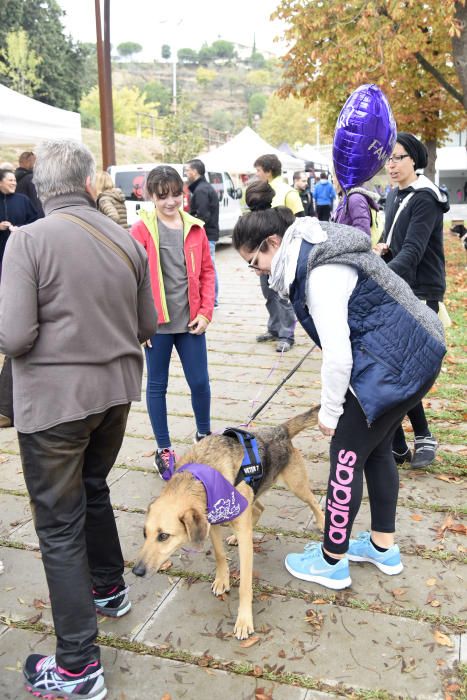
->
xmin=331 ymin=187 xmax=380 ymax=236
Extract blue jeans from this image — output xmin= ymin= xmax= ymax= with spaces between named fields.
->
xmin=209 ymin=240 xmax=219 ymax=305
xmin=145 ymin=332 xmax=211 ymax=448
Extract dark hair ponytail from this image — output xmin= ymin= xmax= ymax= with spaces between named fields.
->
xmin=233 ymin=179 xmax=295 ymax=251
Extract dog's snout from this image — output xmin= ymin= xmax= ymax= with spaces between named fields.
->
xmin=132 ymin=561 xmax=147 ymax=577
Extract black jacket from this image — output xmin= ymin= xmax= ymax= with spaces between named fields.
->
xmin=382 ymin=175 xmax=449 ymax=301
xmin=188 ymin=176 xmax=220 ymax=242
xmin=0 ymin=192 xmax=39 ymax=265
xmin=15 ymin=167 xmax=44 ymax=217
xmin=296 ymin=188 xmax=315 ymax=217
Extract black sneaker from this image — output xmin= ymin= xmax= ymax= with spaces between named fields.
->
xmin=411 ymin=434 xmax=438 ymax=469
xmin=93 ymin=584 xmax=131 ymax=618
xmin=23 ymin=654 xmax=106 ymax=699
xmin=392 ymin=447 xmax=412 ymax=465
xmin=194 ymin=431 xmax=212 ymax=443
xmin=154 ymin=448 xmax=176 ymax=480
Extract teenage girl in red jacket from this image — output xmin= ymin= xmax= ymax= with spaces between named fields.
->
xmin=131 ymin=166 xmax=215 ymax=476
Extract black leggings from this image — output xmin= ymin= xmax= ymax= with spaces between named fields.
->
xmin=393 ymin=300 xmax=440 ymax=451
xmin=324 ymin=380 xmax=436 ymax=555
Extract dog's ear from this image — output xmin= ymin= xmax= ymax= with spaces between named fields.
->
xmin=180 ymin=508 xmax=209 ymax=543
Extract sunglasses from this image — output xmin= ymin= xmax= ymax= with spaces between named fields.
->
xmin=248 ymin=239 xmax=268 ymax=270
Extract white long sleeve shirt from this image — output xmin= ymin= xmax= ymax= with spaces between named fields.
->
xmin=306 ymin=264 xmax=358 ymax=428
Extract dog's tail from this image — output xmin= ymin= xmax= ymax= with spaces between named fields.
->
xmin=283 ymin=405 xmax=320 ymax=439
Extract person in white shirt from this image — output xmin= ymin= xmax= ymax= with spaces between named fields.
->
xmin=232 ymin=187 xmax=445 ymax=591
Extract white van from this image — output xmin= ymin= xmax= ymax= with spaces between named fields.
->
xmin=108 ymin=163 xmax=242 ymax=237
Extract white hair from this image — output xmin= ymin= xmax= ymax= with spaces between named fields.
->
xmin=33 ymin=140 xmax=96 ymax=203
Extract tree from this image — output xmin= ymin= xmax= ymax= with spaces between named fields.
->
xmin=161 ymin=44 xmax=171 ymax=60
xmin=209 ymin=109 xmax=234 ymax=132
xmin=210 ymin=40 xmax=236 ymax=61
xmin=80 ymin=86 xmax=158 ymax=135
xmin=248 ymin=92 xmax=268 ymax=120
xmin=258 ymin=95 xmax=325 ymax=147
xmin=0 ymin=0 xmax=85 ymax=111
xmin=117 ymin=42 xmax=142 ymax=60
xmin=161 ymin=97 xmax=204 ymax=162
xmin=274 ymin=0 xmax=467 ymax=179
xmin=196 ymin=66 xmax=217 ymax=87
xmin=198 ymin=43 xmax=214 ymax=65
xmin=178 ymin=48 xmax=199 ymax=64
xmin=143 ymin=81 xmax=172 ymax=116
xmin=0 ymin=29 xmax=42 ymax=96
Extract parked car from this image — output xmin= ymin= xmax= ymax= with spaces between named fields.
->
xmin=108 ymin=163 xmax=242 ymax=237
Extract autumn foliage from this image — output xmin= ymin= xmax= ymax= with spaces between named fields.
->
xmin=273 ymin=0 xmax=467 ymax=146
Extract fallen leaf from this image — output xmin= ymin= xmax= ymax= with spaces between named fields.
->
xmin=278 ymin=649 xmax=286 ymax=658
xmin=430 ymin=600 xmax=441 ymax=608
xmin=32 ymin=598 xmax=50 ymax=609
xmin=311 ymin=598 xmax=327 ymax=604
xmin=253 ymin=665 xmax=263 ymax=676
xmin=435 ymin=475 xmax=463 ymax=483
xmin=239 ymin=635 xmax=260 ymax=648
xmin=426 ymin=578 xmax=437 ymax=587
xmin=142 ymin=450 xmax=155 ymax=458
xmin=161 ymin=695 xmax=171 ymax=700
xmin=410 ymin=514 xmax=424 ymax=521
xmin=159 ymin=560 xmax=172 ymax=571
xmin=447 ymin=523 xmax=467 ymax=535
xmin=446 ymin=684 xmax=460 ymax=692
xmin=433 ymin=630 xmax=453 ymax=647
xmin=392 ymin=588 xmax=406 ymax=597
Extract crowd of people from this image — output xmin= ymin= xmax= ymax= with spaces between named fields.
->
xmin=0 ymin=132 xmax=451 ymax=699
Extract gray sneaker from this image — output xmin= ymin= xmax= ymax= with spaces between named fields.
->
xmin=411 ymin=434 xmax=438 ymax=469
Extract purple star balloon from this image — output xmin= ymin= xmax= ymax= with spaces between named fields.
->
xmin=333 ymin=84 xmax=397 ymax=192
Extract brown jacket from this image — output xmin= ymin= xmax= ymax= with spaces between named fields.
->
xmin=0 ymin=192 xmax=157 ymax=433
xmin=97 ymin=187 xmax=128 ymax=228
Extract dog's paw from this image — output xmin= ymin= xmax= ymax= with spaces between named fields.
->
xmin=211 ymin=577 xmax=230 ymax=596
xmin=234 ymin=614 xmax=254 ymax=640
xmin=226 ymin=534 xmax=238 ymax=546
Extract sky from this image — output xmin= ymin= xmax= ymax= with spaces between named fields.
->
xmin=57 ymin=0 xmax=288 ymax=60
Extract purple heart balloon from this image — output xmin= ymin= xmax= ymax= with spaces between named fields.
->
xmin=333 ymin=84 xmax=397 ymax=192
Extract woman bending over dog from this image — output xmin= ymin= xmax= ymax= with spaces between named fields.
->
xmin=232 ymin=187 xmax=445 ymax=590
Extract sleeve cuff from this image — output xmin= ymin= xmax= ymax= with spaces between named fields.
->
xmin=318 ymin=406 xmax=340 ymax=430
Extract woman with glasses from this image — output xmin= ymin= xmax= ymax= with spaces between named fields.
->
xmin=231 ymin=183 xmax=445 ymax=590
xmin=375 ymin=133 xmax=449 ymax=469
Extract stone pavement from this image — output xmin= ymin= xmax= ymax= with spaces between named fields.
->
xmin=0 ymin=241 xmax=465 ymax=700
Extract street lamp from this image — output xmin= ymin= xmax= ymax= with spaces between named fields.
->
xmin=307 ymin=116 xmax=320 ymax=150
xmin=94 ymin=0 xmax=115 ymax=168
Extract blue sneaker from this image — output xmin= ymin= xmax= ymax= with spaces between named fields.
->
xmin=347 ymin=532 xmax=403 ymax=575
xmin=284 ymin=543 xmax=351 ymax=590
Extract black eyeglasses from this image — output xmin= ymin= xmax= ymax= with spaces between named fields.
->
xmin=248 ymin=239 xmax=267 ymax=270
xmin=387 ymin=154 xmax=411 ymax=163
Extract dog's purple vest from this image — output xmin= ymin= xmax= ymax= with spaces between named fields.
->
xmin=177 ymin=463 xmax=249 ymax=524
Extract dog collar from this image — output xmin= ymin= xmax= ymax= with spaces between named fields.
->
xmin=177 ymin=462 xmax=249 ymax=524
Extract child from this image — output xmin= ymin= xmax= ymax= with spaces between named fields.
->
xmin=131 ymin=166 xmax=215 ymax=477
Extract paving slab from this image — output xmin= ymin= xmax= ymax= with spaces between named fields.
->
xmin=0 ymin=496 xmax=32 ymax=538
xmin=136 ymin=579 xmax=459 ymax=699
xmin=0 ymin=454 xmax=25 ymax=491
xmin=0 ymin=546 xmax=179 ymax=641
xmin=0 ymin=626 xmax=320 ymax=700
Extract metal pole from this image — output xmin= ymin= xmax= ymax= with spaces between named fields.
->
xmin=95 ymin=0 xmax=116 ymax=169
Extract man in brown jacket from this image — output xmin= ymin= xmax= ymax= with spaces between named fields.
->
xmin=0 ymin=139 xmax=158 ymax=700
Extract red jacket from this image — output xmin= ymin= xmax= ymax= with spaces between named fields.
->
xmin=130 ymin=209 xmax=215 ymax=325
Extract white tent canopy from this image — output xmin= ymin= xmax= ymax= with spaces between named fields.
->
xmin=198 ymin=126 xmax=305 ymax=174
xmin=0 ymin=84 xmax=81 ymax=144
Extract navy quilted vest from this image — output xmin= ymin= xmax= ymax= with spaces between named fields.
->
xmin=289 ymin=240 xmax=445 ymax=424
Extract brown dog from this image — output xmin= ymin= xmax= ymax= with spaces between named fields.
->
xmin=133 ymin=407 xmax=324 ymax=639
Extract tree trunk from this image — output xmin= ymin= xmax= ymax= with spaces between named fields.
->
xmin=452 ymin=2 xmax=467 ymax=116
xmin=424 ymin=139 xmax=437 ymax=182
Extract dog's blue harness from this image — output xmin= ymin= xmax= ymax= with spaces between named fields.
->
xmin=222 ymin=427 xmax=263 ymax=495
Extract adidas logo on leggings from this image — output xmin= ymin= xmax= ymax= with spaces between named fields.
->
xmin=327 ymin=449 xmax=356 ymax=546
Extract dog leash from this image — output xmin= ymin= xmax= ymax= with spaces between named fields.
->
xmin=245 ymin=344 xmax=317 ymax=426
